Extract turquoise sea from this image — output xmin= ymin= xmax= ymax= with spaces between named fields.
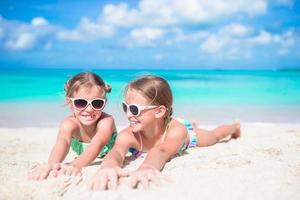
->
xmin=1 ymin=68 xmax=300 ymax=127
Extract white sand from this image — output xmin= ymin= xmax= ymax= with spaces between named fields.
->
xmin=0 ymin=123 xmax=300 ymax=200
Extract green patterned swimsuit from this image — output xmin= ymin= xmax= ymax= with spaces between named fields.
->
xmin=71 ymin=132 xmax=117 ymax=158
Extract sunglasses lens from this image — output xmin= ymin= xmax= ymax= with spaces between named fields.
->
xmin=129 ymin=105 xmax=139 ymax=116
xmin=92 ymin=99 xmax=105 ymax=110
xmin=73 ymin=99 xmax=88 ymax=109
xmin=122 ymin=102 xmax=127 ymax=113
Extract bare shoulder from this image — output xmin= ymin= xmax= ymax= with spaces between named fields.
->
xmin=166 ymin=118 xmax=188 ymax=139
xmin=117 ymin=127 xmax=135 ymax=140
xmin=59 ymin=116 xmax=79 ymax=132
xmin=114 ymin=127 xmax=137 ymax=146
xmin=96 ymin=112 xmax=116 ymax=129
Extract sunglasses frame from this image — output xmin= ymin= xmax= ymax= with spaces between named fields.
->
xmin=122 ymin=101 xmax=158 ymax=116
xmin=69 ymin=97 xmax=106 ymax=111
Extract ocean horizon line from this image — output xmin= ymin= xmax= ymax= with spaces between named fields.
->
xmin=1 ymin=66 xmax=300 ymax=71
xmin=1 ymin=68 xmax=299 ymax=104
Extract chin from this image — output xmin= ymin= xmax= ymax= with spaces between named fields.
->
xmin=131 ymin=127 xmax=140 ymax=133
xmin=130 ymin=122 xmax=145 ymax=133
xmin=80 ymin=120 xmax=97 ymax=126
xmin=130 ymin=123 xmax=139 ymax=131
xmin=78 ymin=116 xmax=100 ymax=126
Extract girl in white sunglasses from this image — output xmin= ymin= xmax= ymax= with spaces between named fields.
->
xmin=28 ymin=72 xmax=117 ymax=180
xmin=90 ymin=75 xmax=240 ymax=190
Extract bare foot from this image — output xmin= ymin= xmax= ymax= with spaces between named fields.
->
xmin=231 ymin=120 xmax=241 ymax=139
xmin=192 ymin=120 xmax=198 ymax=130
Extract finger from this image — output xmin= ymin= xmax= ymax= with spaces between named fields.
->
xmin=28 ymin=164 xmax=44 ymax=180
xmin=31 ymin=169 xmax=42 ymax=180
xmin=117 ymin=168 xmax=129 ymax=177
xmin=99 ymin=175 xmax=108 ymax=190
xmin=71 ymin=168 xmax=80 ymax=176
xmin=148 ymin=171 xmax=160 ymax=186
xmin=40 ymin=167 xmax=52 ymax=180
xmin=51 ymin=170 xmax=58 ymax=177
xmin=139 ymin=175 xmax=149 ymax=189
xmin=118 ymin=176 xmax=126 ymax=185
xmin=52 ymin=163 xmax=61 ymax=171
xmin=88 ymin=180 xmax=94 ymax=190
xmin=127 ymin=175 xmax=138 ymax=189
xmin=89 ymin=178 xmax=99 ymax=191
xmin=65 ymin=167 xmax=73 ymax=176
xmin=89 ymin=171 xmax=106 ymax=191
xmin=38 ymin=169 xmax=50 ymax=181
xmin=71 ymin=168 xmax=78 ymax=176
xmin=108 ymin=171 xmax=119 ymax=190
xmin=107 ymin=180 xmax=115 ymax=190
xmin=58 ymin=167 xmax=66 ymax=176
xmin=51 ymin=166 xmax=60 ymax=177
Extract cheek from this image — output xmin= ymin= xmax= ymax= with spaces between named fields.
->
xmin=72 ymin=109 xmax=80 ymax=117
xmin=95 ymin=110 xmax=102 ymax=117
xmin=139 ymin=111 xmax=155 ymax=123
xmin=89 ymin=110 xmax=102 ymax=119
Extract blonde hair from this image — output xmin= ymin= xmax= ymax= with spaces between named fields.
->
xmin=64 ymin=72 xmax=111 ymax=97
xmin=125 ymin=75 xmax=173 ymax=120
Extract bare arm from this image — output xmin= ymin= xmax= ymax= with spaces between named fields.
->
xmin=101 ymin=130 xmax=134 ymax=168
xmin=71 ymin=116 xmax=116 ymax=168
xmin=48 ymin=118 xmax=77 ymax=164
xmin=28 ymin=118 xmax=77 ymax=180
xmin=140 ymin=124 xmax=187 ymax=171
xmin=90 ymin=129 xmax=136 ymax=190
xmin=127 ymin=123 xmax=187 ymax=188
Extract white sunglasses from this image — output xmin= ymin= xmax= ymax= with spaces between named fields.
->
xmin=122 ymin=101 xmax=158 ymax=116
xmin=69 ymin=98 xmax=106 ymax=110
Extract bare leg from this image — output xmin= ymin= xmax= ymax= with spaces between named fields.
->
xmin=192 ymin=120 xmax=241 ymax=147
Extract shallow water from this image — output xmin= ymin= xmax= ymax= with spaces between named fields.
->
xmin=1 ymin=68 xmax=300 ymax=127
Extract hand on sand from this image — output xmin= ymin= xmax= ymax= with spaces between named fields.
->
xmin=127 ymin=166 xmax=169 ymax=189
xmin=51 ymin=163 xmax=82 ymax=177
xmin=27 ymin=163 xmax=52 ymax=181
xmin=89 ymin=166 xmax=129 ymax=190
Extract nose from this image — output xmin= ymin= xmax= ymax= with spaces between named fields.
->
xmin=85 ymin=103 xmax=94 ymax=112
xmin=126 ymin=110 xmax=134 ymax=118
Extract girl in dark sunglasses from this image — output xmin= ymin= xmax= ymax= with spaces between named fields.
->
xmin=90 ymin=75 xmax=241 ymax=190
xmin=28 ymin=72 xmax=117 ymax=180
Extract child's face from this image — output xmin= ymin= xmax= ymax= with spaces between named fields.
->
xmin=70 ymin=85 xmax=105 ymax=126
xmin=124 ymin=88 xmax=157 ymax=132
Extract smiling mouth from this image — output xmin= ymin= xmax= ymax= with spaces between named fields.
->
xmin=81 ymin=114 xmax=96 ymax=120
xmin=129 ymin=120 xmax=139 ymax=126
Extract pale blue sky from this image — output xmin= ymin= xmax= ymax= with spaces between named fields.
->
xmin=0 ymin=0 xmax=299 ymax=69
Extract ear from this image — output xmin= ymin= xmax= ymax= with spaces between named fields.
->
xmin=154 ymin=105 xmax=167 ymax=119
xmin=65 ymin=97 xmax=72 ymax=109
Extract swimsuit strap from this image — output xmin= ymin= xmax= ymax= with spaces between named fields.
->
xmin=137 ymin=132 xmax=143 ymax=151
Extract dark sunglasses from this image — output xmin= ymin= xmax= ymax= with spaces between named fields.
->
xmin=122 ymin=101 xmax=158 ymax=116
xmin=69 ymin=98 xmax=106 ymax=111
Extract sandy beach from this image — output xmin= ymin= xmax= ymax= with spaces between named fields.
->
xmin=0 ymin=123 xmax=300 ymax=200
xmin=1 ymin=0 xmax=300 ymax=198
